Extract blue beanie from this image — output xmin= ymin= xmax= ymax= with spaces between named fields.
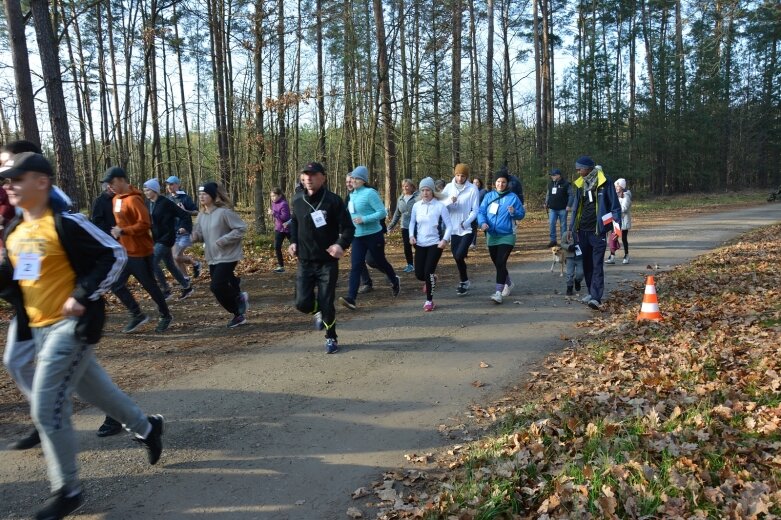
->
xmin=350 ymin=166 xmax=369 ymax=183
xmin=575 ymin=156 xmax=595 ymax=169
xmin=550 ymin=168 xmax=562 ymax=176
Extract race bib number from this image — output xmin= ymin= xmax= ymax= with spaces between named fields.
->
xmin=114 ymin=199 xmax=122 ymax=212
xmin=574 ymin=245 xmax=582 ymax=257
xmin=488 ymin=202 xmax=499 ymax=215
xmin=551 ymin=187 xmax=557 ymax=195
xmin=311 ymin=210 xmax=326 ymax=228
xmin=347 ymin=201 xmax=355 ymax=214
xmin=14 ymin=253 xmax=41 ymax=281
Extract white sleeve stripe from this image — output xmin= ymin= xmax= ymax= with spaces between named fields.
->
xmin=62 ymin=213 xmax=127 ymax=300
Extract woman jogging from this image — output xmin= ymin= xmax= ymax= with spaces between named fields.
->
xmin=268 ymin=187 xmax=291 ymax=273
xmin=477 ymin=170 xmax=526 ymax=304
xmin=339 ymin=166 xmax=400 ymax=310
xmin=409 ymin=177 xmax=452 ymax=311
xmin=191 ymin=182 xmax=248 ymax=328
xmin=388 ymin=178 xmax=419 ymax=273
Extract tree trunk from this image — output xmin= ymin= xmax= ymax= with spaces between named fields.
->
xmin=316 ymin=0 xmax=326 ymax=163
xmin=30 ymin=0 xmax=79 ymax=208
xmin=254 ymin=0 xmax=267 ymax=232
xmin=451 ymin=0 xmax=462 ymax=166
xmin=277 ymin=0 xmax=288 ymax=190
xmin=372 ymin=0 xmax=397 ymax=208
xmin=485 ymin=0 xmax=495 ymax=182
xmin=4 ymin=0 xmax=41 ymax=144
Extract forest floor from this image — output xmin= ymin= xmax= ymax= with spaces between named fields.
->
xmin=0 ymin=190 xmax=777 ymax=519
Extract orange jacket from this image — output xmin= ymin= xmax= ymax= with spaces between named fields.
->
xmin=112 ymin=188 xmax=153 ymax=257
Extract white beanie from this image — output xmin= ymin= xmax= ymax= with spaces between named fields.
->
xmin=615 ymin=178 xmax=627 ymax=189
xmin=419 ymin=177 xmax=436 ymax=191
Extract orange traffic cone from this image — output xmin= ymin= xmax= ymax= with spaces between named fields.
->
xmin=637 ymin=275 xmax=662 ymax=321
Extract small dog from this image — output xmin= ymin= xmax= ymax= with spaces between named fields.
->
xmin=550 ymin=245 xmax=566 ymax=276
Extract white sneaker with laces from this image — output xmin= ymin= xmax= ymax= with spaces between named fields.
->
xmin=501 ymin=281 xmax=513 ymax=297
xmin=622 ymin=256 xmax=630 ymax=264
xmin=490 ymin=291 xmax=503 ymax=304
xmin=605 ymin=255 xmax=615 ymax=264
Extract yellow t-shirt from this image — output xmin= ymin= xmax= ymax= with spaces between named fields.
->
xmin=6 ymin=210 xmax=76 ymax=327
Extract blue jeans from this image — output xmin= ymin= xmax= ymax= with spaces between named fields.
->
xmin=153 ymin=242 xmax=190 ymax=291
xmin=31 ymin=318 xmax=149 ymax=491
xmin=577 ymin=230 xmax=607 ymax=302
xmin=548 ymin=209 xmax=567 ymax=243
xmin=348 ymin=231 xmax=397 ymax=300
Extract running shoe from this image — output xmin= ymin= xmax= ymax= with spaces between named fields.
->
xmin=155 ymin=315 xmax=173 ymax=333
xmin=402 ymin=264 xmax=414 ymax=273
xmin=273 ymin=266 xmax=285 ymax=273
xmin=228 ymin=314 xmax=247 ymax=328
xmin=339 ymin=296 xmax=356 ymax=310
xmin=490 ymin=291 xmax=503 ymax=304
xmin=122 ymin=314 xmax=149 ymax=333
xmin=501 ymin=280 xmax=514 ymax=297
xmin=391 ymin=276 xmax=401 ymax=297
xmin=325 ymin=338 xmax=339 ymax=354
xmin=423 ymin=300 xmax=435 ymax=312
xmin=178 ymin=285 xmax=195 ymax=300
xmin=135 ymin=414 xmax=164 ymax=465
xmin=35 ymin=488 xmax=83 ymax=520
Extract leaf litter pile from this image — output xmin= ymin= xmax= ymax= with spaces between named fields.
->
xmin=358 ymin=223 xmax=781 ymax=519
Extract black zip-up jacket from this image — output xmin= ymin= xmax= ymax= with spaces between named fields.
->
xmin=1 ymin=210 xmax=127 ymax=344
xmin=167 ymin=191 xmax=197 ymax=234
xmin=147 ymin=195 xmax=191 ymax=247
xmin=90 ymin=191 xmax=115 ymax=235
xmin=289 ymin=187 xmax=354 ymax=263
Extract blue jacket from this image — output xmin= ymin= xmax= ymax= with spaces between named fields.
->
xmin=569 ymin=167 xmax=621 ymax=236
xmin=347 ymin=186 xmax=387 ymax=237
xmin=477 ymin=190 xmax=525 ymax=235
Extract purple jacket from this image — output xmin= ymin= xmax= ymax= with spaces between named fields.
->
xmin=271 ymin=197 xmax=291 ymax=233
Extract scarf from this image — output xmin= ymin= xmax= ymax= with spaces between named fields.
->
xmin=582 ymin=168 xmax=599 ymax=195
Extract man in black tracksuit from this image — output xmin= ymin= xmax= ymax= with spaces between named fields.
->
xmin=288 ymin=162 xmax=354 ymax=354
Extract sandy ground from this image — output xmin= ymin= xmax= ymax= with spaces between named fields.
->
xmin=1 ymin=203 xmax=780 ymax=519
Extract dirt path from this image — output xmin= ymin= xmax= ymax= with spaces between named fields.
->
xmin=1 ymin=203 xmax=780 ymax=519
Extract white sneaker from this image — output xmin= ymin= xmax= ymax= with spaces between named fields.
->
xmin=490 ymin=291 xmax=503 ymax=304
xmin=501 ymin=281 xmax=513 ymax=297
xmin=605 ymin=255 xmax=615 ymax=264
xmin=581 ymin=293 xmax=592 ymax=303
xmin=622 ymin=256 xmax=630 ymax=264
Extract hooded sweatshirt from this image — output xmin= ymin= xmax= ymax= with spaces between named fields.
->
xmin=442 ymin=178 xmax=479 ymax=236
xmin=112 ymin=187 xmax=154 ymax=257
xmin=192 ymin=206 xmax=247 ymax=265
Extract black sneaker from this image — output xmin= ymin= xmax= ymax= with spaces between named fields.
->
xmin=588 ymin=299 xmax=602 ymax=310
xmin=228 ymin=314 xmax=247 ymax=328
xmin=135 ymin=414 xmax=164 ymax=465
xmin=339 ymin=296 xmax=356 ymax=310
xmin=155 ymin=315 xmax=173 ymax=333
xmin=193 ymin=261 xmax=202 ymax=279
xmin=8 ymin=427 xmax=40 ymax=450
xmin=96 ymin=417 xmax=123 ymax=437
xmin=391 ymin=276 xmax=401 ymax=297
xmin=574 ymin=280 xmax=582 ymax=291
xmin=357 ymin=284 xmax=373 ymax=294
xmin=35 ymin=488 xmax=83 ymax=520
xmin=178 ymin=286 xmax=194 ymax=301
xmin=122 ymin=314 xmax=149 ymax=333
xmin=566 ymin=286 xmax=574 ymax=296
xmin=456 ymin=282 xmax=469 ymax=296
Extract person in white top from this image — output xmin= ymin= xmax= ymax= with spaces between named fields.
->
xmin=441 ymin=163 xmax=479 ymax=296
xmin=409 ymin=177 xmax=453 ymax=312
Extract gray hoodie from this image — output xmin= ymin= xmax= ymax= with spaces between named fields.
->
xmin=192 ymin=206 xmax=247 ymax=264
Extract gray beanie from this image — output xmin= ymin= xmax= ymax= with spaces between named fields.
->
xmin=419 ymin=177 xmax=435 ymax=191
xmin=350 ymin=165 xmax=369 ymax=183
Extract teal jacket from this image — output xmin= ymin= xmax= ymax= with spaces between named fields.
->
xmin=347 ymin=186 xmax=387 ymax=237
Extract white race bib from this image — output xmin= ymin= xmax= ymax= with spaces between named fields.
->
xmin=347 ymin=201 xmax=355 ymax=214
xmin=114 ymin=199 xmax=122 ymax=212
xmin=587 ymin=191 xmax=593 ymax=203
xmin=574 ymin=245 xmax=582 ymax=257
xmin=551 ymin=187 xmax=557 ymax=195
xmin=311 ymin=210 xmax=326 ymax=228
xmin=14 ymin=253 xmax=41 ymax=281
xmin=488 ymin=202 xmax=499 ymax=215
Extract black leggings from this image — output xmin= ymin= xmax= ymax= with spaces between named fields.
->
xmin=488 ymin=244 xmax=514 ymax=285
xmin=401 ymin=228 xmax=414 ymax=265
xmin=274 ymin=231 xmax=290 ymax=267
xmin=209 ymin=261 xmax=241 ymax=316
xmin=622 ymin=230 xmax=630 ymax=256
xmin=450 ymin=234 xmax=471 ymax=282
xmin=414 ymin=244 xmax=443 ymax=301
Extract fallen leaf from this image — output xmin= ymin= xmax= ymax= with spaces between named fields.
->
xmin=346 ymin=507 xmax=363 ymax=518
xmin=472 ymin=380 xmax=485 ymax=388
xmin=480 ymin=361 xmax=490 ymax=368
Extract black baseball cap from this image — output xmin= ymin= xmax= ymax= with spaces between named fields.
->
xmin=0 ymin=152 xmax=54 ymax=179
xmin=101 ymin=166 xmax=128 ymax=183
xmin=301 ymin=162 xmax=325 ymax=174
